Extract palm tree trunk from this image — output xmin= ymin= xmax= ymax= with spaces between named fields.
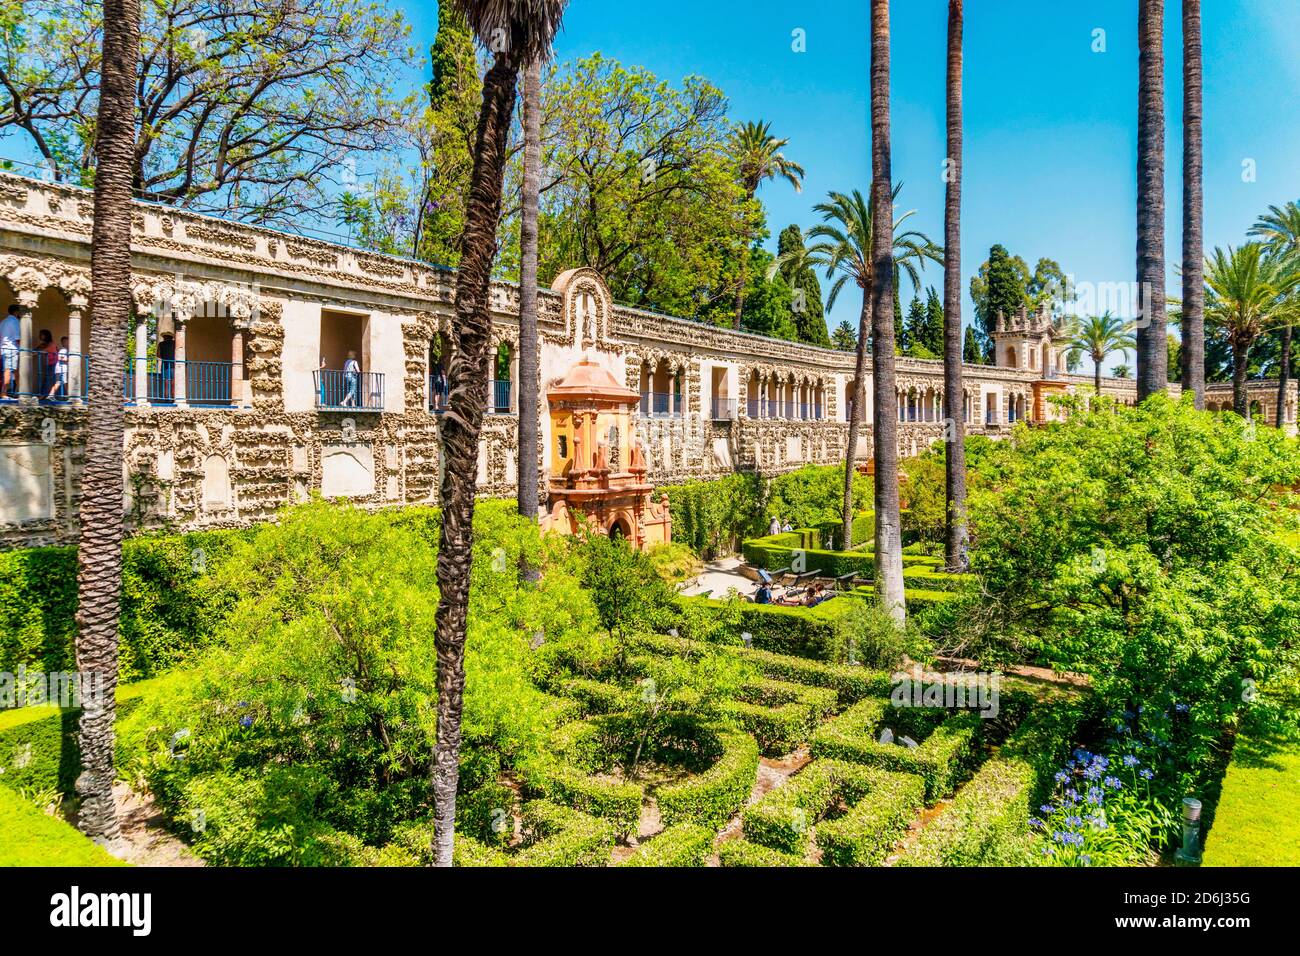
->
xmin=433 ymin=53 xmax=520 ymax=868
xmin=517 ymin=60 xmax=541 ymax=522
xmin=1276 ymin=325 xmax=1292 ymax=428
xmin=1095 ymin=358 xmax=1103 ymax=400
xmin=1136 ymin=0 xmax=1168 ymax=401
xmin=841 ymin=289 xmax=872 ymax=549
xmin=1232 ymin=340 xmax=1250 ymax=418
xmin=1181 ymin=0 xmax=1205 ymax=408
xmin=942 ymin=0 xmax=968 ymax=573
xmin=870 ymin=0 xmax=906 ymax=623
xmin=74 ymin=0 xmax=139 ymax=846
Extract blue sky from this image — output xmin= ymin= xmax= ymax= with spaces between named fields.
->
xmin=410 ymin=0 xmax=1300 ymax=358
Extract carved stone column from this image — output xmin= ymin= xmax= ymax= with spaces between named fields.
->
xmin=66 ymin=300 xmax=85 ymax=403
xmin=133 ymin=315 xmax=149 ymax=405
xmin=231 ymin=324 xmax=247 ymax=406
xmin=16 ymin=297 xmax=35 ymax=401
xmin=173 ymin=314 xmax=188 ymax=406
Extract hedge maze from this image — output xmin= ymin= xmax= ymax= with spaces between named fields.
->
xmin=424 ymin=630 xmax=1089 ymax=867
xmin=0 ymin=628 xmax=1086 ymax=869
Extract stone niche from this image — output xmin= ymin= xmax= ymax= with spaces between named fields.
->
xmin=321 ymin=444 xmax=375 ymax=499
xmin=201 ymin=454 xmax=232 ymax=511
xmin=0 ymin=443 xmax=54 ymax=523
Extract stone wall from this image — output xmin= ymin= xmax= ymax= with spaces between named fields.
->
xmin=0 ymin=170 xmax=1292 ymax=549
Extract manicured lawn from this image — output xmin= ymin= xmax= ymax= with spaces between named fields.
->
xmin=0 ymin=786 xmax=125 ymax=866
xmin=1202 ymin=731 xmax=1300 ymax=867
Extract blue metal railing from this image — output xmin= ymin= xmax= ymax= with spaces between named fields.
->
xmin=746 ymin=398 xmax=760 ymax=418
xmin=122 ymin=359 xmax=240 ymax=405
xmin=489 ymin=379 xmax=512 ymax=414
xmin=766 ymin=399 xmax=779 ymax=418
xmin=711 ymin=397 xmax=737 ymax=420
xmin=1 ymin=348 xmax=88 ymax=402
xmin=643 ymin=391 xmax=672 ymax=416
xmin=314 ymin=368 xmax=384 ymax=410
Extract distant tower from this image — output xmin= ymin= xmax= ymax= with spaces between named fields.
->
xmin=992 ymin=303 xmax=1072 ymax=421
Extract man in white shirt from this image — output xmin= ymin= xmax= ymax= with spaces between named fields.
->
xmin=0 ymin=304 xmax=20 ymax=399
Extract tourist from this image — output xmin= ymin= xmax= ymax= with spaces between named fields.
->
xmin=754 ymin=582 xmax=773 ymax=604
xmin=318 ymin=357 xmax=328 ymax=405
xmin=806 ymin=583 xmax=834 ymax=608
xmin=36 ymin=329 xmax=56 ymax=397
xmin=431 ymin=360 xmax=447 ymax=411
xmin=1 ymin=304 xmax=20 ymax=399
xmin=47 ymin=336 xmax=68 ymax=400
xmin=157 ymin=331 xmax=176 ymax=401
xmin=768 ymin=515 xmax=781 ymax=536
xmin=781 ymin=520 xmax=794 ymax=533
xmin=342 ymin=350 xmax=360 ymax=407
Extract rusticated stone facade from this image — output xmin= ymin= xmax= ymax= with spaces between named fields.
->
xmin=0 ymin=171 xmax=1294 ymax=548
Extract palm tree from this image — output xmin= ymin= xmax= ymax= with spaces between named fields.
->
xmin=1181 ymin=0 xmax=1205 ymax=407
xmin=1249 ymin=201 xmax=1300 ymax=427
xmin=517 ymin=60 xmax=542 ymax=521
xmin=1205 ymin=244 xmax=1299 ymax=419
xmin=870 ymin=0 xmax=905 ymax=622
xmin=434 ymin=0 xmax=568 ymax=869
xmin=73 ymin=0 xmax=140 ymax=846
xmin=1136 ymin=0 xmax=1168 ymax=400
xmin=730 ymin=120 xmax=804 ymax=330
xmin=942 ymin=0 xmax=968 ymax=573
xmin=770 ymin=187 xmax=938 ymax=553
xmin=1067 ymin=313 xmax=1137 ymax=399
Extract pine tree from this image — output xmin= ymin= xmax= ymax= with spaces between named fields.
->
xmin=963 ymin=325 xmax=982 ymax=364
xmin=904 ymin=296 xmax=930 ymax=357
xmin=776 ymin=224 xmax=831 ymax=347
xmin=924 ymin=286 xmax=945 ymax=355
xmin=832 ymin=320 xmax=858 ymax=351
xmin=419 ymin=5 xmax=482 ymax=267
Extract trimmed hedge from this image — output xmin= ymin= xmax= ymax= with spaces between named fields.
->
xmin=722 ymin=679 xmax=839 ymax=756
xmin=618 ymin=823 xmax=715 ymax=867
xmin=718 ymin=837 xmax=811 ymax=867
xmin=741 ymin=759 xmax=872 ymax=854
xmin=741 ymin=758 xmax=923 ymax=864
xmin=632 ymin=632 xmax=893 ymax=704
xmin=742 ymin=530 xmax=940 ymax=580
xmin=657 ymin=728 xmax=759 ymax=831
xmin=536 ymin=719 xmax=643 ymax=838
xmin=451 ymin=801 xmax=616 ymax=867
xmin=677 ymin=595 xmax=858 ymax=662
xmin=0 ymin=676 xmax=168 ymax=796
xmin=897 ymin=758 xmax=1037 ymax=867
xmin=809 ymin=698 xmax=981 ymax=801
xmin=0 ymin=529 xmax=248 ymax=681
xmin=815 ymin=770 xmax=925 ymax=867
xmin=0 ymin=786 xmax=126 ymax=866
xmin=900 ymin=567 xmax=974 ymax=593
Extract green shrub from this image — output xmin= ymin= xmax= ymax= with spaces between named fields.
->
xmin=631 ymin=632 xmax=893 ymax=704
xmin=815 ymin=770 xmax=925 ymax=867
xmin=657 ymin=728 xmax=759 ymax=831
xmin=451 ymin=835 xmax=512 ymax=867
xmin=0 ymin=529 xmax=249 ymax=681
xmin=678 ymin=594 xmax=883 ymax=663
xmin=741 ymin=759 xmax=858 ymax=854
xmin=809 ymin=698 xmax=980 ymax=801
xmin=514 ymin=800 xmax=617 ymax=866
xmin=718 ymin=837 xmax=811 ymax=867
xmin=900 ymin=567 xmax=975 ymax=593
xmin=645 ymin=542 xmax=704 ymax=584
xmin=660 ymin=473 xmax=766 ymax=557
xmin=618 ymin=823 xmax=715 ymax=867
xmin=0 ymin=786 xmax=126 ymax=866
xmin=722 ymin=679 xmax=838 ymax=756
xmin=898 ymin=758 xmax=1037 ymax=866
xmin=537 ymin=762 xmax=643 ymax=839
xmin=766 ymin=465 xmax=870 ymax=531
xmin=0 ymin=676 xmax=166 ymax=796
